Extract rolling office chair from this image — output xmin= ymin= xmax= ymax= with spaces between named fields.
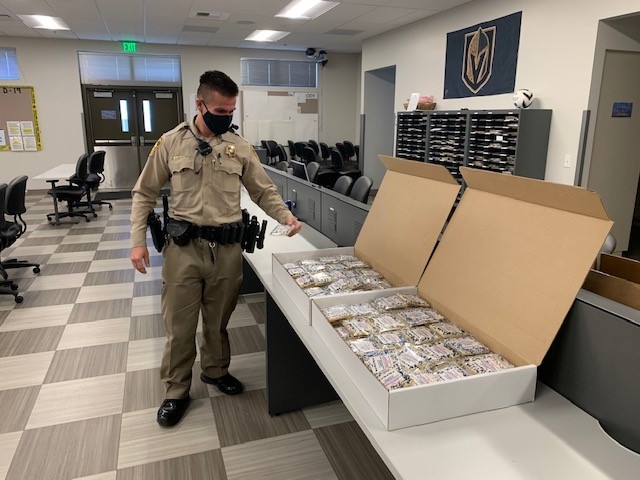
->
xmin=0 ymin=183 xmax=20 ymax=300
xmin=308 ymin=140 xmax=320 ymax=155
xmin=330 ymin=148 xmax=361 ymax=181
xmin=46 ymin=154 xmax=93 ymax=223
xmin=306 ymin=162 xmax=320 ymax=184
xmin=276 ymin=144 xmax=288 ymax=163
xmin=302 ymin=146 xmax=318 ymax=164
xmin=343 ymin=141 xmax=357 ymax=162
xmin=319 ymin=142 xmax=331 ymax=164
xmin=1 ymin=176 xmax=41 ymax=284
xmin=85 ymin=150 xmax=112 ymax=211
xmin=349 ymin=175 xmax=373 ymax=204
xmin=266 ymin=141 xmax=279 ymax=164
xmin=287 ymin=140 xmax=297 ymax=160
xmin=335 ymin=142 xmax=347 ymax=159
xmin=332 ymin=175 xmax=354 ymax=196
xmin=294 ymin=142 xmax=309 ymax=160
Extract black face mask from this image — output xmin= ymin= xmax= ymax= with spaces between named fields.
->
xmin=202 ymin=103 xmax=233 ymax=135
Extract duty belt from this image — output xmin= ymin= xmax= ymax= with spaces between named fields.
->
xmin=189 ymin=223 xmax=243 ymax=245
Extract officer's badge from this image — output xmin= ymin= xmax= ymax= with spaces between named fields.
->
xmin=225 ymin=144 xmax=236 ymax=157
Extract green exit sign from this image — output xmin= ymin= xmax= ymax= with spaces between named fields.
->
xmin=122 ymin=41 xmax=137 ymax=53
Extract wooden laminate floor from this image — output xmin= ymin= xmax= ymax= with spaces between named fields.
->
xmin=0 ymin=193 xmax=394 ymax=480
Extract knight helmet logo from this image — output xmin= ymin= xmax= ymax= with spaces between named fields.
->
xmin=462 ymin=26 xmax=496 ymax=94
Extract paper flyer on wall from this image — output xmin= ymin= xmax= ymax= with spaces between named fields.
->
xmin=23 ymin=135 xmax=37 ymax=151
xmin=9 ymin=136 xmax=24 ymax=151
xmin=7 ymin=121 xmax=21 ymax=136
xmin=20 ymin=121 xmax=34 ymax=136
xmin=0 ymin=129 xmax=5 ymax=147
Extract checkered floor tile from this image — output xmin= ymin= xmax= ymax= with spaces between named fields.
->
xmin=0 ymin=193 xmax=394 ymax=480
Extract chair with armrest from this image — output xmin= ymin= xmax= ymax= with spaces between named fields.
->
xmin=332 ymin=175 xmax=354 ymax=196
xmin=335 ymin=142 xmax=347 ymax=159
xmin=276 ymin=144 xmax=288 ymax=163
xmin=295 ymin=142 xmax=309 ymax=160
xmin=46 ymin=155 xmax=92 ymax=223
xmin=349 ymin=175 xmax=373 ymax=204
xmin=306 ymin=162 xmax=320 ymax=184
xmin=330 ymin=148 xmax=361 ymax=181
xmin=266 ymin=140 xmax=280 ymax=165
xmin=0 ymin=183 xmax=20 ymax=296
xmin=1 ymin=175 xmax=41 ymax=280
xmin=275 ymin=161 xmax=289 ymax=172
xmin=302 ymin=146 xmax=318 ymax=164
xmin=85 ymin=150 xmax=112 ymax=211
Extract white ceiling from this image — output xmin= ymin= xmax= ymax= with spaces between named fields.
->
xmin=0 ymin=0 xmax=473 ymax=53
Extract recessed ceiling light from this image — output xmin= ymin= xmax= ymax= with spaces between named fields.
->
xmin=276 ymin=0 xmax=338 ymax=20
xmin=245 ymin=30 xmax=289 ymax=42
xmin=18 ymin=14 xmax=69 ymax=30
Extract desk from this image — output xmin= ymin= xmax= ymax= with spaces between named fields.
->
xmin=241 ymin=190 xmax=640 ymax=479
xmin=33 ymin=163 xmax=78 ymax=225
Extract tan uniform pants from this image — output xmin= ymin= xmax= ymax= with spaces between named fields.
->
xmin=161 ymin=237 xmax=242 ymax=399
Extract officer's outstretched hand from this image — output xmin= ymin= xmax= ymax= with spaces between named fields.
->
xmin=285 ymin=216 xmax=302 ymax=237
xmin=131 ymin=246 xmax=150 ymax=274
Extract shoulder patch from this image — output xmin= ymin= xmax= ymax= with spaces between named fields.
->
xmin=150 ymin=136 xmax=163 ymax=156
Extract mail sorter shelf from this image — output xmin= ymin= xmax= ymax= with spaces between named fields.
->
xmin=395 ymin=111 xmax=429 ymax=161
xmin=426 ymin=111 xmax=469 ymax=184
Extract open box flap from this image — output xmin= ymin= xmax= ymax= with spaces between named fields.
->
xmin=418 ymin=168 xmax=613 ymax=366
xmin=354 ymin=155 xmax=460 ymax=287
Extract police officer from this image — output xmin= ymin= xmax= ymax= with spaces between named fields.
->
xmin=130 ymin=70 xmax=302 ymax=427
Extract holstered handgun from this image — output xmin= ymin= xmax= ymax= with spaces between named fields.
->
xmin=147 ymin=195 xmax=168 ymax=253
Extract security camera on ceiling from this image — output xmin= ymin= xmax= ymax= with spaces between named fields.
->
xmin=305 ymin=48 xmax=328 ymax=67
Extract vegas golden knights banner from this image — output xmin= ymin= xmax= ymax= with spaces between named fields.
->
xmin=444 ymin=11 xmax=522 ymax=99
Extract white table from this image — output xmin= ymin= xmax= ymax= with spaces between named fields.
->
xmin=240 ymin=190 xmax=640 ymax=480
xmin=33 ymin=163 xmax=79 ymax=225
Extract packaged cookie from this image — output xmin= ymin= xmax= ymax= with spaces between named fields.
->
xmin=429 ymin=322 xmax=465 ymax=338
xmin=431 ymin=362 xmax=468 ymax=381
xmin=304 ymin=287 xmax=326 ymax=298
xmin=287 ymin=266 xmax=307 ymax=278
xmin=295 ymin=274 xmax=316 ymax=289
xmin=305 ymin=264 xmax=327 ymax=273
xmin=326 ymin=262 xmax=347 ymax=271
xmin=409 ymin=371 xmax=442 ymax=386
xmin=397 ymin=346 xmax=426 ymax=370
xmin=424 ymin=308 xmax=445 ymax=322
xmin=371 ymin=331 xmax=406 ymax=348
xmin=445 ymin=336 xmax=490 ymax=356
xmin=358 ymin=269 xmax=383 ymax=278
xmin=300 ymin=259 xmax=322 ymax=267
xmin=397 ymin=308 xmax=437 ymax=327
xmin=378 ymin=368 xmax=408 ymax=390
xmin=398 ymin=293 xmax=431 ymax=308
xmin=343 ymin=259 xmax=370 ymax=270
xmin=342 ymin=318 xmax=377 ymax=338
xmin=364 ymin=351 xmax=397 ymax=375
xmin=326 ymin=279 xmax=352 ymax=294
xmin=348 ymin=302 xmax=379 ymax=317
xmin=334 ymin=326 xmax=351 ymax=340
xmin=403 ymin=326 xmax=439 ymax=344
xmin=282 ymin=262 xmax=299 ymax=270
xmin=318 ymin=255 xmax=340 ymax=264
xmin=372 ymin=294 xmax=410 ymax=311
xmin=347 ymin=338 xmax=380 ymax=357
xmin=337 ymin=254 xmax=358 ymax=262
xmin=418 ymin=341 xmax=458 ymax=362
xmin=321 ymin=304 xmax=353 ymax=323
xmin=310 ymin=271 xmax=333 ymax=287
xmin=460 ymin=354 xmax=513 ymax=375
xmin=370 ymin=313 xmax=405 ymax=332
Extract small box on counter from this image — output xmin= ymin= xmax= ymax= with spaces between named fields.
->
xmin=583 ymin=253 xmax=640 ymax=311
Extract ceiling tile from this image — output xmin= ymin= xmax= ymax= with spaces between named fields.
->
xmin=207 ymin=37 xmax=242 ymax=48
xmin=0 ymin=0 xmax=57 ymax=15
xmin=297 ymin=3 xmax=378 ymax=34
xmin=388 ymin=9 xmax=439 ymax=25
xmin=339 ymin=0 xmax=389 ymax=5
xmin=189 ymin=0 xmax=291 ymax=17
xmin=355 ymin=6 xmax=417 ymax=24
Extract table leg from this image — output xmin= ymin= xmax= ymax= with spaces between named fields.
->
xmin=47 ymin=180 xmax=62 ymax=225
xmin=265 ymin=291 xmax=338 ymax=415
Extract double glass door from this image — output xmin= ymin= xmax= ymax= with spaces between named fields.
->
xmin=83 ymin=87 xmax=183 ymax=190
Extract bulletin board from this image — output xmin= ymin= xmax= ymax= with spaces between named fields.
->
xmin=242 ymin=90 xmax=319 ymax=146
xmin=0 ymin=86 xmax=42 ymax=152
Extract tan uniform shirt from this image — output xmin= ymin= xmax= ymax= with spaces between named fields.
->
xmin=130 ymin=120 xmax=291 ymax=247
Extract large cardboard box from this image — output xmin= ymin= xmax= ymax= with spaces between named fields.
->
xmin=311 ymin=166 xmax=613 ymax=430
xmin=583 ymin=253 xmax=640 ymax=310
xmin=272 ymin=156 xmax=460 ymax=322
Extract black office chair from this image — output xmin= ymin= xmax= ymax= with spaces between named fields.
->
xmin=308 ymin=140 xmax=320 ymax=155
xmin=275 ymin=161 xmax=289 ymax=172
xmin=330 ymin=148 xmax=361 ymax=181
xmin=343 ymin=141 xmax=356 ymax=162
xmin=85 ymin=150 xmax=112 ymax=211
xmin=335 ymin=142 xmax=347 ymax=159
xmin=306 ymin=162 xmax=320 ymax=184
xmin=302 ymin=146 xmax=317 ymax=164
xmin=332 ymin=175 xmax=354 ymax=196
xmin=349 ymin=175 xmax=373 ymax=204
xmin=354 ymin=144 xmax=360 ymax=163
xmin=0 ymin=183 xmax=20 ymax=300
xmin=266 ymin=140 xmax=279 ymax=164
xmin=47 ymin=155 xmax=92 ymax=223
xmin=261 ymin=141 xmax=275 ymax=164
xmin=276 ymin=144 xmax=288 ymax=163
xmin=319 ymin=142 xmax=331 ymax=163
xmin=295 ymin=142 xmax=309 ymax=160
xmin=287 ymin=140 xmax=297 ymax=160
xmin=1 ymin=175 xmax=40 ymax=280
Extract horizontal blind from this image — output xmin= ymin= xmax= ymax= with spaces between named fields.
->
xmin=78 ymin=52 xmax=181 ymax=85
xmin=0 ymin=48 xmax=19 ymax=80
xmin=241 ymin=58 xmax=317 ymax=87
